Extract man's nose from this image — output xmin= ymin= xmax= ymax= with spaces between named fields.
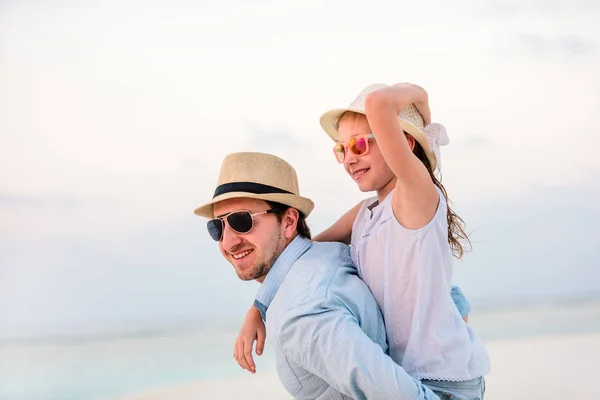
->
xmin=221 ymin=223 xmax=242 ymax=250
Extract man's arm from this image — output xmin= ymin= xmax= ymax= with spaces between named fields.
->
xmin=451 ymin=285 xmax=471 ymax=322
xmin=278 ymin=301 xmax=439 ymax=400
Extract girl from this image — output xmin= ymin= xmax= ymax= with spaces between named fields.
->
xmin=236 ymin=83 xmax=490 ymax=399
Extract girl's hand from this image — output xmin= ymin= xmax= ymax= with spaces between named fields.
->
xmin=233 ymin=306 xmax=266 ymax=374
xmin=391 ymin=82 xmax=431 ymax=125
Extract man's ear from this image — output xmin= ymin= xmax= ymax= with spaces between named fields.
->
xmin=282 ymin=208 xmax=299 ymax=240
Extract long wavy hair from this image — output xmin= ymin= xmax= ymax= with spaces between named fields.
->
xmin=411 ymin=138 xmax=471 ymax=259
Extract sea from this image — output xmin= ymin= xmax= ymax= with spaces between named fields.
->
xmin=2 ymin=297 xmax=600 ymax=400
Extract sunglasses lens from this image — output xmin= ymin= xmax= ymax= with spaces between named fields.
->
xmin=227 ymin=211 xmax=254 ymax=233
xmin=333 ymin=144 xmax=346 ymax=163
xmin=207 ymin=219 xmax=223 ymax=241
xmin=349 ymin=137 xmax=368 ymax=155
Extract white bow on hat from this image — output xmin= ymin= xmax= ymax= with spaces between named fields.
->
xmin=423 ymin=122 xmax=449 ymax=175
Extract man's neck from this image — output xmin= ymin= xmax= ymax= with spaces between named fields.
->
xmin=254 ymin=233 xmax=299 ymax=284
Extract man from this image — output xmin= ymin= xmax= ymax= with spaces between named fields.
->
xmin=194 ymin=151 xmax=460 ymax=399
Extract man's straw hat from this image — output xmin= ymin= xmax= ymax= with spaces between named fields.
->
xmin=194 ymin=152 xmax=314 ymax=218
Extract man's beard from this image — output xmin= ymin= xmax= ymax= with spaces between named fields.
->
xmin=240 ymin=230 xmax=285 ymax=281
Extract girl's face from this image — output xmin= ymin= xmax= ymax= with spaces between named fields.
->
xmin=336 ymin=113 xmax=396 ymax=194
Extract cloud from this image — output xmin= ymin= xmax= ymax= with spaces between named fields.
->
xmin=450 ymin=0 xmax=597 ymax=18
xmin=454 ymin=175 xmax=600 ymax=305
xmin=440 ymin=0 xmax=599 ymax=63
xmin=518 ymin=33 xmax=597 ymax=58
xmin=0 ymin=192 xmax=82 ymax=210
xmin=454 ymin=135 xmax=493 ymax=149
xmin=245 ymin=127 xmax=314 ymax=154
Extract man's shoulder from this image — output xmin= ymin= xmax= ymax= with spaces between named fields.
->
xmin=304 ymin=241 xmax=352 ymax=263
xmin=293 ymin=241 xmax=356 ymax=282
xmin=273 ymin=241 xmax=361 ymax=311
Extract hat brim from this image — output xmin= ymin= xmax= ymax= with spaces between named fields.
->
xmin=319 ymin=108 xmax=438 ymax=172
xmin=194 ymin=191 xmax=315 ymax=219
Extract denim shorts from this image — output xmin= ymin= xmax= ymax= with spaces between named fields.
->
xmin=420 ymin=376 xmax=486 ymax=400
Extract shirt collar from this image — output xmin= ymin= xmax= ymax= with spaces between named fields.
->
xmin=254 ymin=236 xmax=311 ymax=317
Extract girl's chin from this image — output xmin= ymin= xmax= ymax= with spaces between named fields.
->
xmin=356 ymin=180 xmax=375 ymax=192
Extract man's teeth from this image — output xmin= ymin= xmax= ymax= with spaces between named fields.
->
xmin=233 ymin=250 xmax=252 ymax=260
xmin=354 ymin=169 xmax=367 ymax=177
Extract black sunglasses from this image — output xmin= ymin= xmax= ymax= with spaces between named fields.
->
xmin=207 ymin=209 xmax=277 ymax=242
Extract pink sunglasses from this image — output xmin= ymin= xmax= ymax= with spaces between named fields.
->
xmin=333 ymin=134 xmax=375 ymax=163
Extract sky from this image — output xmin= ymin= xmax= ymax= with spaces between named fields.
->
xmin=1 ymin=0 xmax=599 ymax=339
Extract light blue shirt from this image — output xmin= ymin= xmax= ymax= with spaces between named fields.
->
xmin=255 ymin=236 xmax=447 ymax=399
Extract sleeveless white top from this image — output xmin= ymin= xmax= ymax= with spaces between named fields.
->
xmin=350 ymin=189 xmax=490 ymax=381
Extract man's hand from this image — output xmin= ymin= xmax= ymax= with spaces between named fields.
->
xmin=233 ymin=306 xmax=266 ymax=374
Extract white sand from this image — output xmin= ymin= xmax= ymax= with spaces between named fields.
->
xmin=120 ymin=333 xmax=600 ymax=399
xmin=119 ymin=372 xmax=289 ymax=400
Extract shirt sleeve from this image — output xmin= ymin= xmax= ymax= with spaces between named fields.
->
xmin=277 ymin=300 xmax=439 ymax=400
xmin=451 ymin=284 xmax=471 ymax=318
